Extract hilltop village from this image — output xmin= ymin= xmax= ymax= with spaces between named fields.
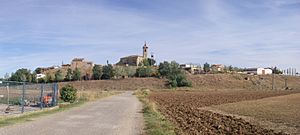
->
xmin=35 ymin=43 xmax=154 ymax=81
xmin=5 ymin=42 xmax=297 ymax=84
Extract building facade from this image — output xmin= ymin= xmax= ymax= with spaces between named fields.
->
xmin=116 ymin=43 xmax=149 ymax=66
xmin=244 ymin=68 xmax=273 ymax=75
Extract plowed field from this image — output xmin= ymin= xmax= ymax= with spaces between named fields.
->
xmin=149 ymin=90 xmax=299 ymax=135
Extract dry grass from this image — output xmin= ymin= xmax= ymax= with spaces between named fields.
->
xmin=187 ymin=74 xmax=300 ymax=91
xmin=77 ymin=91 xmax=122 ymax=101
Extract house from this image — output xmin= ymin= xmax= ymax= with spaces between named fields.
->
xmin=180 ymin=64 xmax=201 ymax=74
xmin=211 ymin=64 xmax=225 ymax=72
xmin=244 ymin=68 xmax=273 ymax=75
xmin=36 ymin=74 xmax=46 ymax=79
xmin=116 ymin=43 xmax=149 ymax=66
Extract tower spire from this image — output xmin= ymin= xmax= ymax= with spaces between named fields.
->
xmin=143 ymin=42 xmax=148 ymax=58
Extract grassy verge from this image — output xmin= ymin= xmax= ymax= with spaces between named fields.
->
xmin=0 ymin=91 xmax=120 ymax=127
xmin=134 ymin=89 xmax=176 ymax=135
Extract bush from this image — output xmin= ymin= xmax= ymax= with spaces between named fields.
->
xmin=60 ymin=85 xmax=77 ymax=103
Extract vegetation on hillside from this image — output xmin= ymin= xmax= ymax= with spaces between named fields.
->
xmin=159 ymin=61 xmax=192 ymax=87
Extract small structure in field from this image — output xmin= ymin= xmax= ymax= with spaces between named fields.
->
xmin=244 ymin=68 xmax=273 ymax=75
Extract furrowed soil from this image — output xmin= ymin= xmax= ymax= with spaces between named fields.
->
xmin=208 ymin=93 xmax=300 ymax=134
xmin=149 ymin=90 xmax=300 ymax=135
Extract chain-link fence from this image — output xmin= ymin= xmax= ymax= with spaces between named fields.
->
xmin=0 ymin=81 xmax=58 ymax=115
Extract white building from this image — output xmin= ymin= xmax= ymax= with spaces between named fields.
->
xmin=244 ymin=68 xmax=273 ymax=75
xmin=180 ymin=64 xmax=201 ymax=74
xmin=36 ymin=74 xmax=46 ymax=79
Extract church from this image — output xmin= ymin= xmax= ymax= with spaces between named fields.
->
xmin=116 ymin=43 xmax=149 ymax=66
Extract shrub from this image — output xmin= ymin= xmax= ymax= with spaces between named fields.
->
xmin=60 ymin=85 xmax=77 ymax=103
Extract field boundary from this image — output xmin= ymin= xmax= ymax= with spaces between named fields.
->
xmin=134 ymin=89 xmax=176 ymax=135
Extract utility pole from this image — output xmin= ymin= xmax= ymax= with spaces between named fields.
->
xmin=272 ymin=73 xmax=275 ymax=90
xmin=21 ymin=82 xmax=25 ymax=113
xmin=284 ymin=77 xmax=288 ymax=90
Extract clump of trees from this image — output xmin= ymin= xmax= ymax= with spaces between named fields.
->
xmin=114 ymin=66 xmax=137 ymax=78
xmin=158 ymin=61 xmax=192 ymax=87
xmin=10 ymin=68 xmax=36 ymax=83
xmin=7 ymin=58 xmax=191 ymax=89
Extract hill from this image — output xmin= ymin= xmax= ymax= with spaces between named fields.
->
xmin=58 ymin=74 xmax=300 ymax=91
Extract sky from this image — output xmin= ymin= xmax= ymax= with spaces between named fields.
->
xmin=0 ymin=0 xmax=300 ymax=77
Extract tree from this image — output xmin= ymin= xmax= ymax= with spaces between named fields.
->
xmin=72 ymin=68 xmax=81 ymax=81
xmin=34 ymin=68 xmax=42 ymax=74
xmin=228 ymin=65 xmax=233 ymax=72
xmin=101 ymin=64 xmax=115 ymax=80
xmin=55 ymin=70 xmax=64 ymax=82
xmin=92 ymin=65 xmax=102 ymax=80
xmin=31 ymin=73 xmax=37 ymax=83
xmin=65 ymin=68 xmax=73 ymax=81
xmin=273 ymin=67 xmax=283 ymax=74
xmin=158 ymin=61 xmax=192 ymax=87
xmin=158 ymin=61 xmax=170 ymax=77
xmin=203 ymin=62 xmax=210 ymax=73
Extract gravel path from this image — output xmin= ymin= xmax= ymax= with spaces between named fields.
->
xmin=0 ymin=91 xmax=144 ymax=135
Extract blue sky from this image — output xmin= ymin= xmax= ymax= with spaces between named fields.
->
xmin=0 ymin=0 xmax=300 ymax=76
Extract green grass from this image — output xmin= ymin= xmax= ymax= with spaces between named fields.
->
xmin=135 ymin=89 xmax=176 ymax=135
xmin=0 ymin=91 xmax=119 ymax=127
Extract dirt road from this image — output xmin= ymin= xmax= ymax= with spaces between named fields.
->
xmin=0 ymin=91 xmax=144 ymax=135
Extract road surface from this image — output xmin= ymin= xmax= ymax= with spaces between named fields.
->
xmin=0 ymin=91 xmax=144 ymax=135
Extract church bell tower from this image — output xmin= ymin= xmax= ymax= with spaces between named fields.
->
xmin=143 ymin=42 xmax=148 ymax=58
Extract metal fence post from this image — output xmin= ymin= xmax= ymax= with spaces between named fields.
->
xmin=21 ymin=82 xmax=25 ymax=113
xmin=6 ymin=83 xmax=9 ymax=105
xmin=40 ymin=84 xmax=44 ymax=109
xmin=52 ymin=83 xmax=58 ymax=106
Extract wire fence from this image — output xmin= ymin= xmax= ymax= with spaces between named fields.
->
xmin=0 ymin=81 xmax=58 ymax=115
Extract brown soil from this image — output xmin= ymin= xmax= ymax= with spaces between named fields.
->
xmin=149 ymin=90 xmax=300 ymax=135
xmin=209 ymin=93 xmax=300 ymax=134
xmin=188 ymin=74 xmax=300 ymax=90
